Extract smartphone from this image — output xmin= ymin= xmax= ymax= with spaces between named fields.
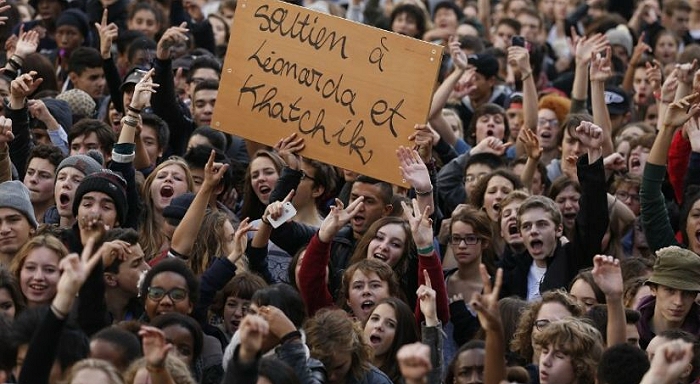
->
xmin=512 ymin=35 xmax=526 ymax=47
xmin=267 ymin=202 xmax=297 ymax=228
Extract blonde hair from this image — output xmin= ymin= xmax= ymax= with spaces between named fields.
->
xmin=10 ymin=234 xmax=68 ymax=282
xmin=62 ymin=358 xmax=124 ymax=384
xmin=189 ymin=210 xmax=230 ymax=276
xmin=123 ymin=355 xmax=196 ymax=384
xmin=532 ymin=318 xmax=604 ymax=384
xmin=139 ymin=158 xmax=194 ymax=260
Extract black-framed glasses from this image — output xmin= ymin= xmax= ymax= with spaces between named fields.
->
xmin=450 ymin=234 xmax=480 ymax=246
xmin=147 ymin=287 xmax=189 ymax=302
xmin=300 ymin=170 xmax=316 ymax=182
xmin=534 ymin=319 xmax=551 ymax=331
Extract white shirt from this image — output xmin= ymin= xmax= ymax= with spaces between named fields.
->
xmin=527 ymin=263 xmax=547 ymax=302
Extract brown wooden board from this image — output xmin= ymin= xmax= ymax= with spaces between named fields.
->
xmin=213 ymin=0 xmax=443 ymax=185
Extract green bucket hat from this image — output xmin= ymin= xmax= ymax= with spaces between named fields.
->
xmin=646 ymin=246 xmax=700 ymax=292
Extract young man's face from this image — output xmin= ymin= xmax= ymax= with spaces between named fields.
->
xmin=650 ymin=284 xmax=696 ymax=325
xmin=517 ymin=14 xmax=541 ymax=43
xmin=140 ymin=124 xmax=162 ymax=167
xmin=519 ymin=207 xmax=562 ymax=263
xmin=667 ymin=9 xmax=690 ymax=39
xmin=191 ymin=89 xmax=217 ymax=127
xmin=470 ymin=72 xmax=495 ymax=100
xmin=70 ymin=132 xmax=108 ymax=162
xmin=77 ymin=191 xmax=119 ymax=229
xmin=109 ymin=243 xmax=149 ymax=296
xmin=56 ymin=25 xmax=84 ymax=51
xmin=70 ymin=67 xmax=106 ymax=99
xmin=0 ymin=208 xmax=33 ymax=256
xmin=24 ymin=157 xmax=56 ymax=206
xmin=186 ymin=68 xmax=220 ymax=98
xmin=349 ymin=182 xmax=391 ymax=236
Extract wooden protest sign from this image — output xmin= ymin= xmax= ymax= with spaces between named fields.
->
xmin=213 ymin=0 xmax=443 ymax=185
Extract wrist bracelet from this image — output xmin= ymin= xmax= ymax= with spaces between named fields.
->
xmin=280 ymin=330 xmax=301 ymax=344
xmin=146 ymin=363 xmax=165 ymax=372
xmin=415 ymin=185 xmax=433 ymax=196
xmin=122 ymin=118 xmax=138 ymax=127
xmin=127 ymin=105 xmax=142 ymax=114
xmin=7 ymin=57 xmax=21 ymax=70
xmin=51 ymin=304 xmax=68 ymax=319
xmin=417 ymin=244 xmax=434 ymax=255
xmin=261 ymin=215 xmax=271 ymax=225
xmin=521 ymin=71 xmax=532 ymax=81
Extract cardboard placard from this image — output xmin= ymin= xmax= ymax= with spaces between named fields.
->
xmin=213 ymin=0 xmax=443 ymax=185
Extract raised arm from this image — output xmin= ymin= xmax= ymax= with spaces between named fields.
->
xmin=416 ymin=270 xmax=444 ymax=384
xmin=171 ymin=150 xmax=228 ymax=256
xmin=429 ymin=36 xmax=468 ymax=147
xmin=621 ymin=34 xmax=651 ymax=93
xmin=589 ymin=47 xmax=615 ymax=157
xmin=139 ymin=326 xmax=177 ymax=384
xmin=592 ymin=255 xmax=625 ymax=347
xmin=570 ymin=32 xmax=608 ymax=113
xmin=8 ymin=71 xmax=42 ymax=180
xmin=0 ymin=117 xmax=16 ymax=183
xmin=470 ymin=266 xmax=506 ymax=384
xmin=94 ymin=9 xmax=123 ymax=113
xmin=398 ymin=146 xmax=434 ymax=216
xmin=518 ymin=128 xmax=542 ymax=193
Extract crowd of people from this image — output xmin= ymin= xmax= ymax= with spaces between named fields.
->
xmin=2 ymin=0 xmax=700 ymax=382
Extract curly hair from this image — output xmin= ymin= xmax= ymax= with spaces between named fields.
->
xmin=533 ymin=318 xmax=604 ymax=384
xmin=510 ymin=289 xmax=584 ymax=362
xmin=305 ymin=308 xmax=373 ymax=382
xmin=337 ymin=259 xmax=405 ymax=314
xmin=188 ymin=210 xmax=230 ymax=276
xmin=469 ymin=168 xmax=524 ymax=213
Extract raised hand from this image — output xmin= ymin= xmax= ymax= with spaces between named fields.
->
xmin=518 ymin=128 xmax=542 ymax=161
xmin=591 ymin=255 xmax=623 ymax=300
xmin=416 ymin=269 xmax=438 ymax=326
xmin=57 ymin=234 xmax=102 ymax=297
xmin=449 ymin=35 xmax=468 ymax=71
xmin=228 ymin=217 xmax=256 ymax=263
xmin=452 ymin=68 xmax=477 ymax=99
xmin=156 ymin=22 xmax=189 ymax=60
xmin=677 ymin=60 xmax=698 ymax=86
xmin=13 ymin=27 xmax=39 ymax=59
xmin=642 ymin=340 xmax=695 ymax=384
xmin=397 ymin=145 xmax=431 ymax=194
xmin=238 ymin=315 xmax=269 ymax=362
xmin=27 ymin=99 xmax=59 ymax=128
xmin=573 ymin=32 xmax=608 ymax=65
xmin=201 ymin=149 xmax=229 ymax=191
xmin=603 ymin=152 xmax=626 ymax=172
xmin=274 ymin=132 xmax=305 ymax=170
xmin=257 ymin=305 xmax=297 ymax=340
xmin=263 ymin=190 xmax=295 ymax=223
xmin=318 ymin=197 xmax=364 ymax=242
xmin=507 ymin=45 xmax=531 ymax=76
xmin=575 ymin=121 xmax=604 ymax=150
xmin=129 ymin=68 xmax=159 ymax=111
xmin=408 ymin=124 xmax=438 ymax=163
xmin=79 ymin=212 xmax=110 ymax=238
xmin=663 ymin=92 xmax=700 ymax=129
xmin=139 ymin=326 xmax=173 ymax=369
xmin=470 ymin=137 xmax=511 ymax=156
xmin=396 ymin=342 xmax=432 ymax=384
xmin=10 ymin=71 xmax=43 ymax=101
xmin=0 ymin=0 xmax=8 ymax=26
xmin=402 ymin=198 xmax=433 ymax=249
xmin=661 ymin=67 xmax=680 ymax=103
xmin=646 ymin=60 xmax=662 ymax=93
xmin=562 ymin=155 xmax=580 ymax=183
xmin=470 ymin=265 xmax=503 ymax=332
xmin=95 ymin=9 xmax=118 ymax=59
xmin=0 ymin=116 xmax=16 ymax=147
xmin=589 ymin=47 xmax=612 ymax=83
xmin=687 ymin=116 xmax=700 ymax=153
xmin=630 ymin=32 xmax=651 ymax=66
xmin=97 ymin=239 xmax=132 ymax=268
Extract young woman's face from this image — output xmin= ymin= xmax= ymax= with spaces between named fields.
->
xmin=632 ymin=67 xmax=651 ymax=106
xmin=654 ymin=34 xmax=679 ymax=65
xmin=128 ymin=9 xmax=160 ymax=39
xmin=144 ymin=271 xmax=193 ymax=319
xmin=537 ymin=109 xmax=560 ymax=151
xmin=364 ymin=303 xmax=397 ymax=358
xmin=209 ymin=16 xmax=228 ymax=46
xmin=474 ymin=113 xmax=506 ymax=144
xmin=538 ymin=343 xmax=576 ymax=384
xmin=450 ymin=221 xmax=483 ymax=266
xmin=627 ymin=145 xmax=650 ymax=176
xmin=223 ymin=296 xmax=250 ymax=335
xmin=392 ymin=12 xmax=419 ymax=37
xmin=686 ymin=199 xmax=700 ymax=255
xmin=249 ymin=157 xmax=279 ymax=205
xmin=20 ymin=247 xmax=61 ymax=306
xmin=453 ymin=348 xmax=485 ymax=384
xmin=367 ymin=223 xmax=407 ymax=268
xmin=150 ymin=164 xmax=190 ymax=212
xmin=0 ymin=287 xmax=16 ymax=318
xmin=569 ymin=278 xmax=597 ymax=311
xmin=346 ymin=270 xmax=390 ymax=322
xmin=482 ymin=175 xmax=514 ymax=222
xmin=162 ymin=324 xmax=195 ymax=367
xmin=531 ymin=302 xmax=573 ymax=353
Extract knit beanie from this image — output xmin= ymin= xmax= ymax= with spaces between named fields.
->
xmin=57 ymin=154 xmax=102 ymax=177
xmin=56 ymin=89 xmax=96 ymax=119
xmin=56 ymin=9 xmax=90 ymax=43
xmin=0 ymin=181 xmax=38 ymax=228
xmin=163 ymin=193 xmax=196 ymax=222
xmin=72 ymin=170 xmax=128 ymax=225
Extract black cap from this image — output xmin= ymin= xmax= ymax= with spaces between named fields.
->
xmin=163 ymin=193 xmax=196 ymax=221
xmin=468 ymin=53 xmax=499 ymax=78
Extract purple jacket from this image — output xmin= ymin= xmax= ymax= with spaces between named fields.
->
xmin=636 ymin=295 xmax=700 ymax=349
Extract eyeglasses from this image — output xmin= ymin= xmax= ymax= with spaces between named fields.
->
xmin=615 ymin=191 xmax=640 ymax=202
xmin=450 ymin=234 xmax=480 ymax=246
xmin=534 ymin=319 xmax=551 ymax=331
xmin=537 ymin=118 xmax=559 ymax=127
xmin=300 ymin=170 xmax=316 ymax=182
xmin=147 ymin=287 xmax=189 ymax=302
